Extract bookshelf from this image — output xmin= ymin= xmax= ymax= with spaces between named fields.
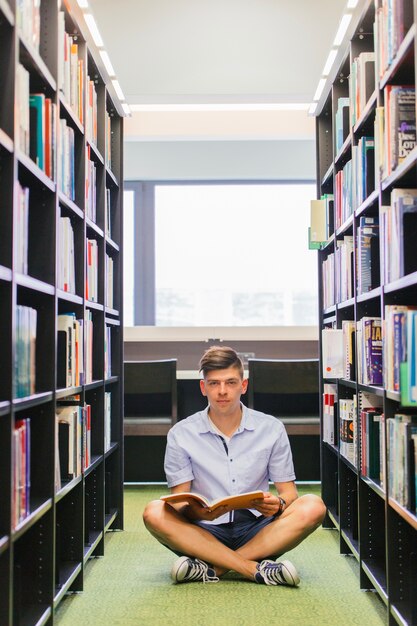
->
xmin=315 ymin=1 xmax=417 ymax=623
xmin=0 ymin=0 xmax=124 ymax=623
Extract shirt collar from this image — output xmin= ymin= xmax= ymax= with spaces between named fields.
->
xmin=198 ymin=403 xmax=256 ymax=434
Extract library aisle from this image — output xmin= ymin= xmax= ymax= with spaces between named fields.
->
xmin=54 ymin=485 xmax=385 ymax=626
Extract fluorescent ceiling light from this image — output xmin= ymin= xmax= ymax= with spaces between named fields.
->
xmin=100 ymin=50 xmax=116 ymax=77
xmin=308 ymin=103 xmax=318 ymax=115
xmin=347 ymin=0 xmax=358 ymax=7
xmin=333 ymin=13 xmax=352 ymax=46
xmin=322 ymin=49 xmax=338 ymax=76
xmin=129 ymin=103 xmax=310 ymax=112
xmin=77 ymin=0 xmax=89 ymax=7
xmin=84 ymin=13 xmax=104 ymax=47
xmin=112 ymin=80 xmax=125 ymax=101
xmin=313 ymin=78 xmax=326 ymax=102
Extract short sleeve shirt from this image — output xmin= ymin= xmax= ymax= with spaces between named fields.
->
xmin=164 ymin=403 xmax=296 ymax=524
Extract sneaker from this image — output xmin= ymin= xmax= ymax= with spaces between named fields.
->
xmin=171 ymin=556 xmax=219 ymax=584
xmin=255 ymin=559 xmax=300 ymax=586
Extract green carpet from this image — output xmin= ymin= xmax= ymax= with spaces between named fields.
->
xmin=55 ymin=485 xmax=386 ymax=626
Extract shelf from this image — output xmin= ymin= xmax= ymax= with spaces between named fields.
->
xmin=83 ymin=530 xmax=102 ymax=562
xmin=0 ymin=534 xmax=9 ymax=556
xmin=355 ymin=189 xmax=379 ymax=218
xmin=106 ymin=165 xmax=119 ymax=187
xmin=384 ymin=270 xmax=417 ymax=293
xmin=334 ymin=134 xmax=352 ymax=167
xmin=339 ymin=378 xmax=357 ymax=389
xmin=337 ymin=297 xmax=355 ymax=310
xmin=361 ymin=560 xmax=388 ymax=604
xmin=361 ymin=476 xmax=385 ymax=500
xmin=356 ymin=383 xmax=384 ymax=396
xmin=0 ymin=265 xmax=12 ymax=282
xmin=340 ymin=528 xmax=359 ymax=559
xmin=59 ymin=94 xmax=84 ymax=134
xmin=327 ymin=507 xmax=340 ymax=530
xmin=54 ymin=562 xmax=82 ymax=608
xmin=58 ymin=191 xmax=84 ymax=219
xmin=17 ymin=149 xmax=56 ymax=192
xmin=0 ymin=127 xmax=13 ymax=153
xmin=388 ymin=497 xmax=417 ymax=531
xmin=104 ymin=508 xmax=118 ymax=532
xmin=335 ymin=213 xmax=354 ymax=237
xmin=18 ymin=34 xmax=56 ymax=91
xmin=381 ymin=145 xmax=417 ymax=191
xmin=353 ymin=90 xmax=377 ymax=135
xmin=390 ymin=601 xmax=415 ymax=626
xmin=13 ymin=392 xmax=54 ymax=411
xmin=356 ymin=286 xmax=382 ymax=303
xmin=12 ymin=498 xmax=52 ymax=541
xmin=0 ymin=401 xmax=10 ymax=416
xmin=0 ymin=0 xmax=14 ymax=26
xmin=379 ymin=23 xmax=416 ymax=90
xmin=87 ymin=140 xmax=104 ymax=165
xmin=1 ymin=1 xmax=125 ymax=622
xmin=57 ymin=289 xmax=84 ymax=306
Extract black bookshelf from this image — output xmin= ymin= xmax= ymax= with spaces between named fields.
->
xmin=315 ymin=1 xmax=417 ymax=623
xmin=0 ymin=1 xmax=124 ymax=623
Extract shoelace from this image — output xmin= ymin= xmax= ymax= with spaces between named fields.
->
xmin=187 ymin=559 xmax=219 ymax=583
xmin=257 ymin=561 xmax=285 ymax=585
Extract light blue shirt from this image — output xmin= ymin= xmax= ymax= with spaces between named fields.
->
xmin=164 ymin=403 xmax=295 ymax=524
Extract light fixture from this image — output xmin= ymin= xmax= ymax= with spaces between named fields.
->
xmin=313 ymin=78 xmax=326 ymax=102
xmin=333 ymin=13 xmax=352 ymax=46
xmin=77 ymin=0 xmax=89 ymax=6
xmin=112 ymin=80 xmax=125 ymax=101
xmin=347 ymin=0 xmax=358 ymax=7
xmin=100 ymin=50 xmax=116 ymax=77
xmin=322 ymin=49 xmax=338 ymax=77
xmin=84 ymin=13 xmax=104 ymax=47
xmin=129 ymin=102 xmax=310 ymax=112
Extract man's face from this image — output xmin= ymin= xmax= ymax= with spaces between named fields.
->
xmin=200 ymin=366 xmax=248 ymax=417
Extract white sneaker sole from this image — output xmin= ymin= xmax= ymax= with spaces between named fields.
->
xmin=279 ymin=559 xmax=300 ymax=586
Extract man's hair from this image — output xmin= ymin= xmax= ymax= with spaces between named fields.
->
xmin=199 ymin=346 xmax=244 ymax=379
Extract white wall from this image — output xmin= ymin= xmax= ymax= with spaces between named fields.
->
xmin=124 ymin=139 xmax=315 ymax=181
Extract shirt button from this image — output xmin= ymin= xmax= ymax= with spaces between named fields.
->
xmin=230 ymin=459 xmax=233 ymax=462
xmin=232 ymin=479 xmax=236 ymax=483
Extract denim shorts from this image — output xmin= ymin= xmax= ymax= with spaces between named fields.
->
xmin=168 ymin=509 xmax=276 ymax=556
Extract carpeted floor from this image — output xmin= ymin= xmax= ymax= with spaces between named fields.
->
xmin=54 ymin=485 xmax=386 ymax=626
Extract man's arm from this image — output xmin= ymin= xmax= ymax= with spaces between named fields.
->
xmin=252 ymin=481 xmax=298 ymax=518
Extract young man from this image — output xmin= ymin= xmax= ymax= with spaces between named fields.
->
xmin=143 ymin=346 xmax=326 ymax=586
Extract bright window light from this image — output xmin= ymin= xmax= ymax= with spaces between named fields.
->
xmin=77 ymin=0 xmax=89 ymax=6
xmin=347 ymin=0 xmax=358 ymax=8
xmin=153 ymin=184 xmax=318 ymax=327
xmin=308 ymin=102 xmax=318 ymax=115
xmin=333 ymin=14 xmax=352 ymax=46
xmin=84 ymin=13 xmax=104 ymax=47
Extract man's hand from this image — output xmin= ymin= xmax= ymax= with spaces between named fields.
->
xmin=180 ymin=500 xmax=228 ymax=522
xmin=252 ymin=492 xmax=284 ymax=517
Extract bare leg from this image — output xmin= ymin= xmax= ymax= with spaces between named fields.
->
xmin=143 ymin=499 xmax=259 ymax=579
xmin=143 ymin=493 xmax=326 ymax=579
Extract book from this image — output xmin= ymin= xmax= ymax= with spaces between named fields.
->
xmin=160 ymin=490 xmax=264 ymax=512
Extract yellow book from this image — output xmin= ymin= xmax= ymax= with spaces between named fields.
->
xmin=160 ymin=490 xmax=264 ymax=512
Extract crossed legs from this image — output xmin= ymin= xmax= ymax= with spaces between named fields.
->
xmin=143 ymin=494 xmax=326 ymax=581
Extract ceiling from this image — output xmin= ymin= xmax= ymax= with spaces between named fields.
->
xmin=88 ymin=0 xmax=348 ymax=140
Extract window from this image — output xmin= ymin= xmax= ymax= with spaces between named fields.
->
xmin=123 ymin=188 xmax=135 ymax=326
xmin=154 ymin=183 xmax=317 ymax=326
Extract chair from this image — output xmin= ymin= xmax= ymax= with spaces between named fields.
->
xmin=124 ymin=359 xmax=178 ymax=436
xmin=247 ymin=358 xmax=320 ymax=480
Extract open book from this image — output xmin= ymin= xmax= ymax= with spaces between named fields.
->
xmin=160 ymin=490 xmax=264 ymax=512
